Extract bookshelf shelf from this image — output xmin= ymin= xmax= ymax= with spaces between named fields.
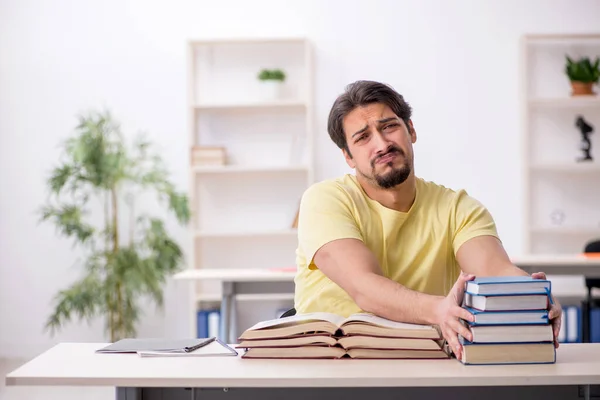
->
xmin=530 ymin=163 xmax=600 ymax=173
xmin=196 ymin=293 xmax=222 ymax=302
xmin=192 ymin=165 xmax=309 ymax=174
xmin=194 ymin=229 xmax=298 ymax=239
xmin=530 ymin=226 xmax=600 ymax=235
xmin=189 ymin=37 xmax=307 ymax=46
xmin=194 ymin=100 xmax=307 ymax=111
xmin=196 ymin=293 xmax=295 ymax=303
xmin=529 ymin=96 xmax=600 ymax=108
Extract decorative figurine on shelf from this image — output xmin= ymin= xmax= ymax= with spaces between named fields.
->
xmin=575 ymin=115 xmax=594 ymax=162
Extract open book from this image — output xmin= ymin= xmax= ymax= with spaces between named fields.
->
xmin=237 ymin=312 xmax=448 ymax=359
xmin=242 ymin=346 xmax=451 ymax=359
xmin=238 ymin=312 xmax=442 ymax=340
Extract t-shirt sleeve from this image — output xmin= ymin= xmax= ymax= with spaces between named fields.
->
xmin=451 ymin=190 xmax=500 ymax=255
xmin=297 ymin=181 xmax=364 ymax=269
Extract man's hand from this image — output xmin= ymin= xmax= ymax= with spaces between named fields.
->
xmin=531 ymin=271 xmax=562 ymax=348
xmin=433 ymin=272 xmax=476 ymax=360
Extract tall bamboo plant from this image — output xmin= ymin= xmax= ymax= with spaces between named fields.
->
xmin=40 ymin=110 xmax=190 ymax=342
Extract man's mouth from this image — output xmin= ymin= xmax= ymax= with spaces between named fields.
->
xmin=376 ymin=151 xmax=398 ymax=164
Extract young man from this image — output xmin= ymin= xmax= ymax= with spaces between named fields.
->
xmin=293 ymin=80 xmax=561 ymax=359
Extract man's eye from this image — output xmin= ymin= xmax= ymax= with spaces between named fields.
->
xmin=384 ymin=124 xmax=398 ymax=130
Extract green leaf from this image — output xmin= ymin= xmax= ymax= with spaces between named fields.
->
xmin=565 ymin=55 xmax=600 ymax=83
xmin=48 ymin=164 xmax=75 ymax=195
xmin=44 ymin=273 xmax=104 ymax=335
xmin=39 ymin=204 xmax=95 ymax=244
xmin=167 ymin=191 xmax=191 ymax=224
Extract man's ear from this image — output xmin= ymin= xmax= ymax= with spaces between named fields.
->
xmin=407 ymin=119 xmax=417 ymax=144
xmin=343 ymin=148 xmax=355 ymax=169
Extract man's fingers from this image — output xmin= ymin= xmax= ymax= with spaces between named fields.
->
xmin=531 ymin=272 xmax=546 ymax=280
xmin=453 ymin=306 xmax=476 ymax=323
xmin=552 ymin=316 xmax=561 ymax=334
xmin=453 ymin=272 xmax=475 ymax=289
xmin=552 ymin=316 xmax=562 ymax=347
xmin=553 ymin=318 xmax=560 ymax=349
xmin=444 ymin=329 xmax=462 ymax=359
xmin=447 ymin=318 xmax=473 ymax=342
xmin=452 ymin=273 xmax=475 ymax=305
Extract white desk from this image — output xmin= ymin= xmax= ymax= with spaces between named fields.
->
xmin=512 ymin=254 xmax=600 ymax=276
xmin=174 ymin=255 xmax=600 ymax=342
xmin=5 ymin=343 xmax=600 ymax=400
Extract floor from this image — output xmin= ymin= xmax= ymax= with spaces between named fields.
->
xmin=0 ymin=359 xmax=113 ymax=400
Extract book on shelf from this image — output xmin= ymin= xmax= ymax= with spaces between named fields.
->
xmin=459 ymin=276 xmax=556 ymax=365
xmin=191 ymin=146 xmax=226 ymax=166
xmin=237 ymin=312 xmax=450 ymax=359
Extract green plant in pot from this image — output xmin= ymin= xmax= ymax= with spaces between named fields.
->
xmin=258 ymin=68 xmax=286 ymax=82
xmin=257 ymin=68 xmax=286 ymax=100
xmin=40 ymin=110 xmax=190 ymax=342
xmin=565 ymin=56 xmax=600 ymax=96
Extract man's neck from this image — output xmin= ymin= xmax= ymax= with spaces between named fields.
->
xmin=358 ymin=174 xmax=417 ymax=213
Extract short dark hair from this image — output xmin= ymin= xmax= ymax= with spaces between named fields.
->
xmin=327 ymin=80 xmax=413 ymax=154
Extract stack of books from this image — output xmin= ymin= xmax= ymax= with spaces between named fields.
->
xmin=236 ymin=312 xmax=451 ymax=359
xmin=459 ymin=276 xmax=556 ymax=365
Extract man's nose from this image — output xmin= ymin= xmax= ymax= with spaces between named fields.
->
xmin=373 ymin=131 xmax=390 ymax=153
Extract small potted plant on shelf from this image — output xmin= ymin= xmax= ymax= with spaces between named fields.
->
xmin=257 ymin=68 xmax=286 ymax=100
xmin=564 ymin=55 xmax=600 ymax=96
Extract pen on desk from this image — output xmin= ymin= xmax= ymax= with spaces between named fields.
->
xmin=186 ymin=337 xmax=216 ymax=352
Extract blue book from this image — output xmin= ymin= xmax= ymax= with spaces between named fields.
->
xmin=465 ymin=276 xmax=551 ymax=296
xmin=463 ymin=292 xmax=548 ymax=311
xmin=460 ymin=322 xmax=553 ymax=343
xmin=463 ymin=306 xmax=549 ymax=325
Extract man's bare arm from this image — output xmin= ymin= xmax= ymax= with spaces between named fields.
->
xmin=455 ymin=235 xmax=528 ymax=277
xmin=313 ymin=238 xmax=472 ymax=327
xmin=455 ymin=235 xmax=563 ymax=348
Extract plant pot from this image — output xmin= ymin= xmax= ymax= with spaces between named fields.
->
xmin=259 ymin=80 xmax=283 ymax=101
xmin=570 ymin=81 xmax=595 ymax=96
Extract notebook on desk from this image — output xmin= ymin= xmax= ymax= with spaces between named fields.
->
xmin=96 ymin=337 xmax=238 ymax=357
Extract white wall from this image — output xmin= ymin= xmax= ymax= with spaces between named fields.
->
xmin=1 ymin=0 xmax=599 ymax=359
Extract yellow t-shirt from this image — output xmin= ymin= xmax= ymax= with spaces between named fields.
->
xmin=293 ymin=174 xmax=499 ymax=317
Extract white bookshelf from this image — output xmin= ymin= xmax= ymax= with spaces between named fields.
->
xmin=521 ymin=33 xmax=600 ymax=255
xmin=186 ymin=37 xmax=313 ymax=338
